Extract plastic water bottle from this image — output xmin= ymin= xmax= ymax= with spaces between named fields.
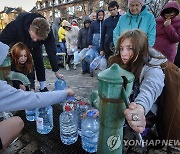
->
xmin=25 ymin=109 xmax=36 ymax=121
xmin=36 ymin=106 xmax=53 ymax=134
xmin=81 ymin=109 xmax=99 ymax=153
xmin=54 ymin=78 xmax=66 ymax=90
xmin=98 ymin=56 xmax=107 ymax=71
xmin=77 ymin=102 xmax=90 ymax=136
xmin=90 ymin=56 xmax=102 ymax=72
xmin=59 ymin=105 xmax=78 ymax=145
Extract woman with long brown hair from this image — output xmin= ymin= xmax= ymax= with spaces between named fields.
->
xmin=109 ymin=29 xmax=166 ymax=134
xmin=10 ymin=42 xmax=35 ymax=91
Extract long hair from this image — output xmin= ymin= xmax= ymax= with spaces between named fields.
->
xmin=10 ymin=42 xmax=33 ymax=74
xmin=109 ymin=29 xmax=149 ymax=81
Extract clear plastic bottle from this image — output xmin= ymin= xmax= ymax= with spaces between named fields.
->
xmin=25 ymin=109 xmax=36 ymax=121
xmin=90 ymin=56 xmax=102 ymax=72
xmin=59 ymin=105 xmax=78 ymax=145
xmin=36 ymin=106 xmax=53 ymax=134
xmin=81 ymin=109 xmax=99 ymax=153
xmin=54 ymin=78 xmax=66 ymax=90
xmin=77 ymin=102 xmax=90 ymax=136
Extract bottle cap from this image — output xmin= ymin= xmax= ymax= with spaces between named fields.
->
xmin=87 ymin=110 xmax=96 ymax=117
xmin=65 ymin=105 xmax=72 ymax=111
xmin=67 ymin=96 xmax=74 ymax=101
xmin=79 ymin=101 xmax=87 ymax=106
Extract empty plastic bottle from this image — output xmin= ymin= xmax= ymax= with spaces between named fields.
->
xmin=98 ymin=56 xmax=107 ymax=71
xmin=81 ymin=109 xmax=99 ymax=153
xmin=25 ymin=109 xmax=36 ymax=121
xmin=60 ymin=105 xmax=78 ymax=145
xmin=90 ymin=56 xmax=102 ymax=72
xmin=54 ymin=78 xmax=66 ymax=90
xmin=77 ymin=102 xmax=90 ymax=136
xmin=36 ymin=106 xmax=53 ymax=134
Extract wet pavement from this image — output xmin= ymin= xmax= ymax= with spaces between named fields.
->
xmin=2 ymin=64 xmax=168 ymax=154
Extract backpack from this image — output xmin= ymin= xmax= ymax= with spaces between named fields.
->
xmin=156 ymin=61 xmax=180 ymax=140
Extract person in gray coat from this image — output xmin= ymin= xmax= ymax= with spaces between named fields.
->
xmin=0 ymin=42 xmax=74 ymax=151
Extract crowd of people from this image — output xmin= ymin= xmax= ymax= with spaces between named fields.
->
xmin=0 ymin=0 xmax=179 ymax=152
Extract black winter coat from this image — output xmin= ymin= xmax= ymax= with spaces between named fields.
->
xmin=0 ymin=12 xmax=59 ymax=72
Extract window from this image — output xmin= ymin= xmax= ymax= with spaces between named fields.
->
xmin=77 ymin=5 xmax=82 ymax=11
xmin=99 ymin=1 xmax=104 ymax=8
xmin=69 ymin=6 xmax=74 ymax=15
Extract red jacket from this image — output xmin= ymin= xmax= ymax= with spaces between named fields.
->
xmin=153 ymin=1 xmax=180 ymax=63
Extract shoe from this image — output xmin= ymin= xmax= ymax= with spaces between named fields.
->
xmin=90 ymin=72 xmax=94 ymax=77
xmin=82 ymin=71 xmax=86 ymax=74
xmin=65 ymin=64 xmax=70 ymax=71
xmin=73 ymin=64 xmax=77 ymax=70
xmin=39 ymin=87 xmax=49 ymax=92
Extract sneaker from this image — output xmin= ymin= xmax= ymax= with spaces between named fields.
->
xmin=39 ymin=87 xmax=49 ymax=92
xmin=65 ymin=64 xmax=70 ymax=71
xmin=82 ymin=71 xmax=86 ymax=74
xmin=73 ymin=64 xmax=77 ymax=70
xmin=90 ymin=72 xmax=94 ymax=77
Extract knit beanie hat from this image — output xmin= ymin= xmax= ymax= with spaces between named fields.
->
xmin=128 ymin=0 xmax=145 ymax=6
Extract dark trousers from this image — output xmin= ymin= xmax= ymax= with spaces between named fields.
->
xmin=31 ymin=47 xmax=45 ymax=82
xmin=104 ymin=43 xmax=114 ymax=61
xmin=66 ymin=55 xmax=74 ymax=65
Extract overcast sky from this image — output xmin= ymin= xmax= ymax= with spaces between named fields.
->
xmin=0 ymin=0 xmax=37 ymax=12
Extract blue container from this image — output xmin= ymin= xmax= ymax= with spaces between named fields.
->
xmin=81 ymin=110 xmax=99 ymax=153
xmin=60 ymin=105 xmax=78 ymax=145
xmin=25 ymin=109 xmax=36 ymax=121
xmin=54 ymin=78 xmax=66 ymax=90
xmin=36 ymin=106 xmax=53 ymax=134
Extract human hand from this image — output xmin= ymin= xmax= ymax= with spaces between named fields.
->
xmin=100 ymin=51 xmax=104 ymax=56
xmin=19 ymin=84 xmax=26 ymax=91
xmin=55 ymin=71 xmax=64 ymax=79
xmin=164 ymin=19 xmax=171 ymax=26
xmin=66 ymin=88 xmax=75 ymax=97
xmin=124 ymin=102 xmax=146 ymax=133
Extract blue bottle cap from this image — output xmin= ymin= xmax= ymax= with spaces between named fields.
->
xmin=87 ymin=110 xmax=96 ymax=117
xmin=67 ymin=96 xmax=75 ymax=101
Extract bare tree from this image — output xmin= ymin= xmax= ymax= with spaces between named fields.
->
xmin=147 ymin=0 xmax=169 ymax=17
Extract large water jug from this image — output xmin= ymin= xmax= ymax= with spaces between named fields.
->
xmin=98 ymin=56 xmax=107 ymax=71
xmin=90 ymin=56 xmax=102 ymax=72
xmin=54 ymin=78 xmax=66 ymax=90
xmin=36 ymin=106 xmax=53 ymax=134
xmin=60 ymin=105 xmax=78 ymax=145
xmin=77 ymin=101 xmax=90 ymax=136
xmin=81 ymin=109 xmax=99 ymax=153
xmin=25 ymin=109 xmax=36 ymax=121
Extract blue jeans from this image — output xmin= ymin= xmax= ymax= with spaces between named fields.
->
xmin=59 ymin=42 xmax=66 ymax=53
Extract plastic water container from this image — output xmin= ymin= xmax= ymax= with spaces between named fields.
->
xmin=60 ymin=105 xmax=78 ymax=145
xmin=25 ymin=109 xmax=36 ymax=121
xmin=77 ymin=102 xmax=90 ymax=136
xmin=90 ymin=56 xmax=102 ymax=72
xmin=36 ymin=106 xmax=53 ymax=134
xmin=98 ymin=56 xmax=107 ymax=71
xmin=54 ymin=78 xmax=66 ymax=90
xmin=81 ymin=109 xmax=99 ymax=153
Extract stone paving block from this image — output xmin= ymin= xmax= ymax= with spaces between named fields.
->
xmin=18 ymin=141 xmax=38 ymax=154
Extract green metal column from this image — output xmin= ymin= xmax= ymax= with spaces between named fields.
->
xmin=97 ymin=64 xmax=134 ymax=154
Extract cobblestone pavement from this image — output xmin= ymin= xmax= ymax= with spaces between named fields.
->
xmin=2 ymin=64 xmax=168 ymax=154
